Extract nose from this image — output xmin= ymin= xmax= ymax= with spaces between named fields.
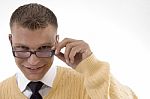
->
xmin=27 ymin=54 xmax=40 ymax=65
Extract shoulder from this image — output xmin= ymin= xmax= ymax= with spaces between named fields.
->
xmin=0 ymin=75 xmax=16 ymax=90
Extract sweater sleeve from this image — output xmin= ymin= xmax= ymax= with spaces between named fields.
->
xmin=75 ymin=54 xmax=137 ymax=99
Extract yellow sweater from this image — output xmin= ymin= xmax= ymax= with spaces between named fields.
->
xmin=0 ymin=54 xmax=137 ymax=99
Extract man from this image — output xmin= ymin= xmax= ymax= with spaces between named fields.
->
xmin=0 ymin=3 xmax=137 ymax=99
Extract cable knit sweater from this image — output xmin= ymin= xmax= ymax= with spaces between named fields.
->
xmin=0 ymin=54 xmax=137 ymax=99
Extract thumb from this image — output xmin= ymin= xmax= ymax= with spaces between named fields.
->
xmin=55 ymin=52 xmax=66 ymax=63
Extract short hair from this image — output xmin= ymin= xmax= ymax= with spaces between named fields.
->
xmin=10 ymin=3 xmax=58 ymax=30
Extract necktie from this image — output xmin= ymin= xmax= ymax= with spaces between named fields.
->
xmin=27 ymin=81 xmax=44 ymax=99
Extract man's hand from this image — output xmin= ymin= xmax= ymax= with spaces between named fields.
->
xmin=54 ymin=38 xmax=92 ymax=68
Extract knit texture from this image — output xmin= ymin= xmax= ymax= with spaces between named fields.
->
xmin=0 ymin=54 xmax=137 ymax=99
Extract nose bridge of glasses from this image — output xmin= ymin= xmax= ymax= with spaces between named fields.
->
xmin=27 ymin=51 xmax=40 ymax=65
xmin=30 ymin=50 xmax=55 ymax=57
xmin=29 ymin=51 xmax=38 ymax=57
xmin=29 ymin=50 xmax=35 ymax=55
xmin=30 ymin=51 xmax=36 ymax=54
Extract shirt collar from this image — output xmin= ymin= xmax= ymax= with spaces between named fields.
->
xmin=40 ymin=64 xmax=57 ymax=87
xmin=16 ymin=64 xmax=57 ymax=92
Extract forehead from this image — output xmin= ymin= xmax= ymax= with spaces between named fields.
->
xmin=11 ymin=23 xmax=57 ymax=48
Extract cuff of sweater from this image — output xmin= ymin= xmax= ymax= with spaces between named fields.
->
xmin=75 ymin=54 xmax=108 ymax=75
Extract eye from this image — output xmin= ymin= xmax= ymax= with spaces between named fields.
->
xmin=38 ymin=46 xmax=51 ymax=51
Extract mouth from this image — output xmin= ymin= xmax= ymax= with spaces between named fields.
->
xmin=26 ymin=66 xmax=43 ymax=70
xmin=24 ymin=65 xmax=45 ymax=73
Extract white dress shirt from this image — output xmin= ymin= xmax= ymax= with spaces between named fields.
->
xmin=16 ymin=64 xmax=57 ymax=98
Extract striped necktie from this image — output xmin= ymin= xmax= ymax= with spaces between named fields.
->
xmin=27 ymin=81 xmax=43 ymax=99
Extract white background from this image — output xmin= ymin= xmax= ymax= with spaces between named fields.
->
xmin=0 ymin=0 xmax=150 ymax=98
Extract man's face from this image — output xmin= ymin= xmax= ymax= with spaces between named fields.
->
xmin=10 ymin=23 xmax=58 ymax=80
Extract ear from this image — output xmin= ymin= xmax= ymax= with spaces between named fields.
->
xmin=56 ymin=35 xmax=59 ymax=43
xmin=9 ymin=34 xmax=12 ymax=45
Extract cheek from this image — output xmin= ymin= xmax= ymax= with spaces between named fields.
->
xmin=15 ymin=58 xmax=24 ymax=67
xmin=15 ymin=57 xmax=54 ymax=66
xmin=45 ymin=57 xmax=54 ymax=66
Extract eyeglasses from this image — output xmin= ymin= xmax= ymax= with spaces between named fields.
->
xmin=12 ymin=50 xmax=55 ymax=59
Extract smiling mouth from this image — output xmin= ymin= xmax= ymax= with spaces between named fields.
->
xmin=26 ymin=66 xmax=42 ymax=70
xmin=24 ymin=65 xmax=45 ymax=71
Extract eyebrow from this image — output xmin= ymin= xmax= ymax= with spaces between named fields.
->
xmin=13 ymin=42 xmax=54 ymax=48
xmin=39 ymin=43 xmax=54 ymax=46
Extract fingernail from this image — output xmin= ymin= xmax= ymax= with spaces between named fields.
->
xmin=66 ymin=59 xmax=69 ymax=64
xmin=51 ymin=46 xmax=55 ymax=50
xmin=55 ymin=50 xmax=58 ymax=55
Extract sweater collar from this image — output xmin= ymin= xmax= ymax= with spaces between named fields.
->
xmin=16 ymin=64 xmax=57 ymax=92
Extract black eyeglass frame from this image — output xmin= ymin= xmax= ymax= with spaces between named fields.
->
xmin=12 ymin=50 xmax=55 ymax=59
xmin=9 ymin=34 xmax=55 ymax=59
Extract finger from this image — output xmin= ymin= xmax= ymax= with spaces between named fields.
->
xmin=55 ymin=38 xmax=75 ymax=55
xmin=69 ymin=46 xmax=81 ymax=64
xmin=51 ymin=46 xmax=56 ymax=50
xmin=55 ymin=52 xmax=66 ymax=63
xmin=64 ymin=43 xmax=75 ymax=63
xmin=64 ymin=41 xmax=82 ymax=63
